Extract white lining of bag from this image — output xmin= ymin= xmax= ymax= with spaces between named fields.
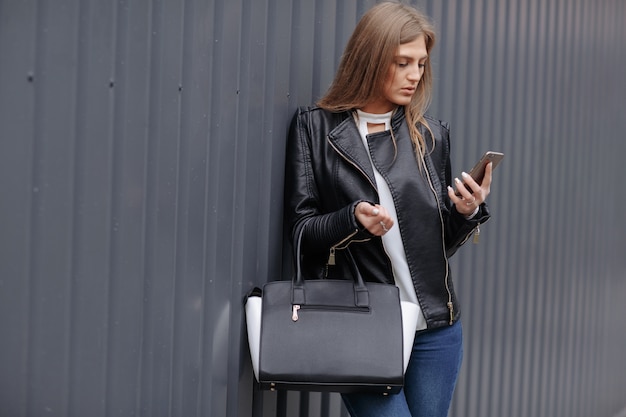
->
xmin=401 ymin=301 xmax=419 ymax=371
xmin=245 ymin=295 xmax=263 ymax=380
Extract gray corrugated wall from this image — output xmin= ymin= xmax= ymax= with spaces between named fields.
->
xmin=0 ymin=0 xmax=625 ymax=417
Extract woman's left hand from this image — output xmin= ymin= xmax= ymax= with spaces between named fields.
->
xmin=447 ymin=162 xmax=493 ymax=217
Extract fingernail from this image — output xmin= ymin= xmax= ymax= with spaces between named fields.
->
xmin=372 ymin=208 xmax=380 ymax=216
xmin=461 ymin=172 xmax=469 ymax=178
xmin=455 ymin=177 xmax=461 ymax=183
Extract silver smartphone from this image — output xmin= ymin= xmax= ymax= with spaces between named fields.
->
xmin=457 ymin=151 xmax=504 ymax=194
xmin=468 ymin=151 xmax=504 ymax=184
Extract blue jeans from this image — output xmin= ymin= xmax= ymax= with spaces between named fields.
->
xmin=342 ymin=321 xmax=463 ymax=417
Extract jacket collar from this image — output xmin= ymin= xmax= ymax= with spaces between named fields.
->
xmin=326 ymin=107 xmax=408 ymax=191
xmin=327 ymin=111 xmax=377 ymax=190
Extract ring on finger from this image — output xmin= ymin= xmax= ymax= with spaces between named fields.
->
xmin=380 ymin=221 xmax=389 ymax=232
xmin=465 ymin=197 xmax=476 ymax=206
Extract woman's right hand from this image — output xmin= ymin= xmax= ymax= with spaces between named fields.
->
xmin=355 ymin=202 xmax=394 ymax=236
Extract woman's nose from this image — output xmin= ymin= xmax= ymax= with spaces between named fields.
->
xmin=408 ymin=64 xmax=422 ymax=81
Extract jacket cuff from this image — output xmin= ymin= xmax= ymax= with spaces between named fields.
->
xmin=451 ymin=202 xmax=490 ymax=225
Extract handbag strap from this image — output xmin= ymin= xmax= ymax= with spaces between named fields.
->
xmin=292 ymin=221 xmax=369 ymax=308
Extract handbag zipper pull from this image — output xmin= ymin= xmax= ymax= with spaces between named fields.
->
xmin=472 ymin=224 xmax=481 ymax=244
xmin=292 ymin=305 xmax=300 ymax=321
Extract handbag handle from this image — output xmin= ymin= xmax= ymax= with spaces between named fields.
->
xmin=291 ymin=222 xmax=370 ymax=308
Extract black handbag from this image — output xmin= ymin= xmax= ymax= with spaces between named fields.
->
xmin=245 ymin=228 xmax=409 ymax=394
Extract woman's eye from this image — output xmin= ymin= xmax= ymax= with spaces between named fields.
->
xmin=418 ymin=63 xmax=426 ymax=69
xmin=397 ymin=62 xmax=408 ymax=67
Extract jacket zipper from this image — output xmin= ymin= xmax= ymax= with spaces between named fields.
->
xmin=419 ymin=152 xmax=456 ymax=325
xmin=473 ymin=224 xmax=481 ymax=244
xmin=327 ymin=136 xmax=378 ymax=191
xmin=460 ymin=222 xmax=481 ymax=246
xmin=325 ymin=135 xmax=376 ymax=277
xmin=327 ymin=229 xmax=359 ymax=265
xmin=325 ymin=229 xmax=359 ymax=276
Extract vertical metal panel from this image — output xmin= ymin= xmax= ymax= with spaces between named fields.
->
xmin=0 ymin=1 xmax=37 ymax=416
xmin=0 ymin=1 xmax=625 ymax=417
xmin=433 ymin=1 xmax=626 ymax=417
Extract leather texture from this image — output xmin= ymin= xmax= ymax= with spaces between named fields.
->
xmin=248 ymin=232 xmax=406 ymax=394
xmin=246 ymin=296 xmax=419 ymax=384
xmin=257 ymin=278 xmax=404 ymax=393
xmin=284 ymin=106 xmax=491 ymax=329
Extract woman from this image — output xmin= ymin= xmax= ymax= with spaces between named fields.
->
xmin=284 ymin=2 xmax=493 ymax=416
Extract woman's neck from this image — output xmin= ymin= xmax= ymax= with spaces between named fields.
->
xmin=359 ymin=101 xmax=398 ymax=114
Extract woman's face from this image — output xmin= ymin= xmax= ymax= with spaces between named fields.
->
xmin=361 ymin=35 xmax=428 ymax=114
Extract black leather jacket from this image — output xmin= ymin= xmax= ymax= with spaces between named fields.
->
xmin=284 ymin=106 xmax=490 ymax=329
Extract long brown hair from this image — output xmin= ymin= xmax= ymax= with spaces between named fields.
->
xmin=318 ymin=1 xmax=436 ymax=156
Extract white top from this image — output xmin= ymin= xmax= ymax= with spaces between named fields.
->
xmin=355 ymin=110 xmax=427 ymax=331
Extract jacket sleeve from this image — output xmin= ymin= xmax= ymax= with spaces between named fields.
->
xmin=445 ymin=203 xmax=491 ymax=257
xmin=437 ymin=120 xmax=492 ymax=257
xmin=284 ymin=107 xmax=371 ymax=256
